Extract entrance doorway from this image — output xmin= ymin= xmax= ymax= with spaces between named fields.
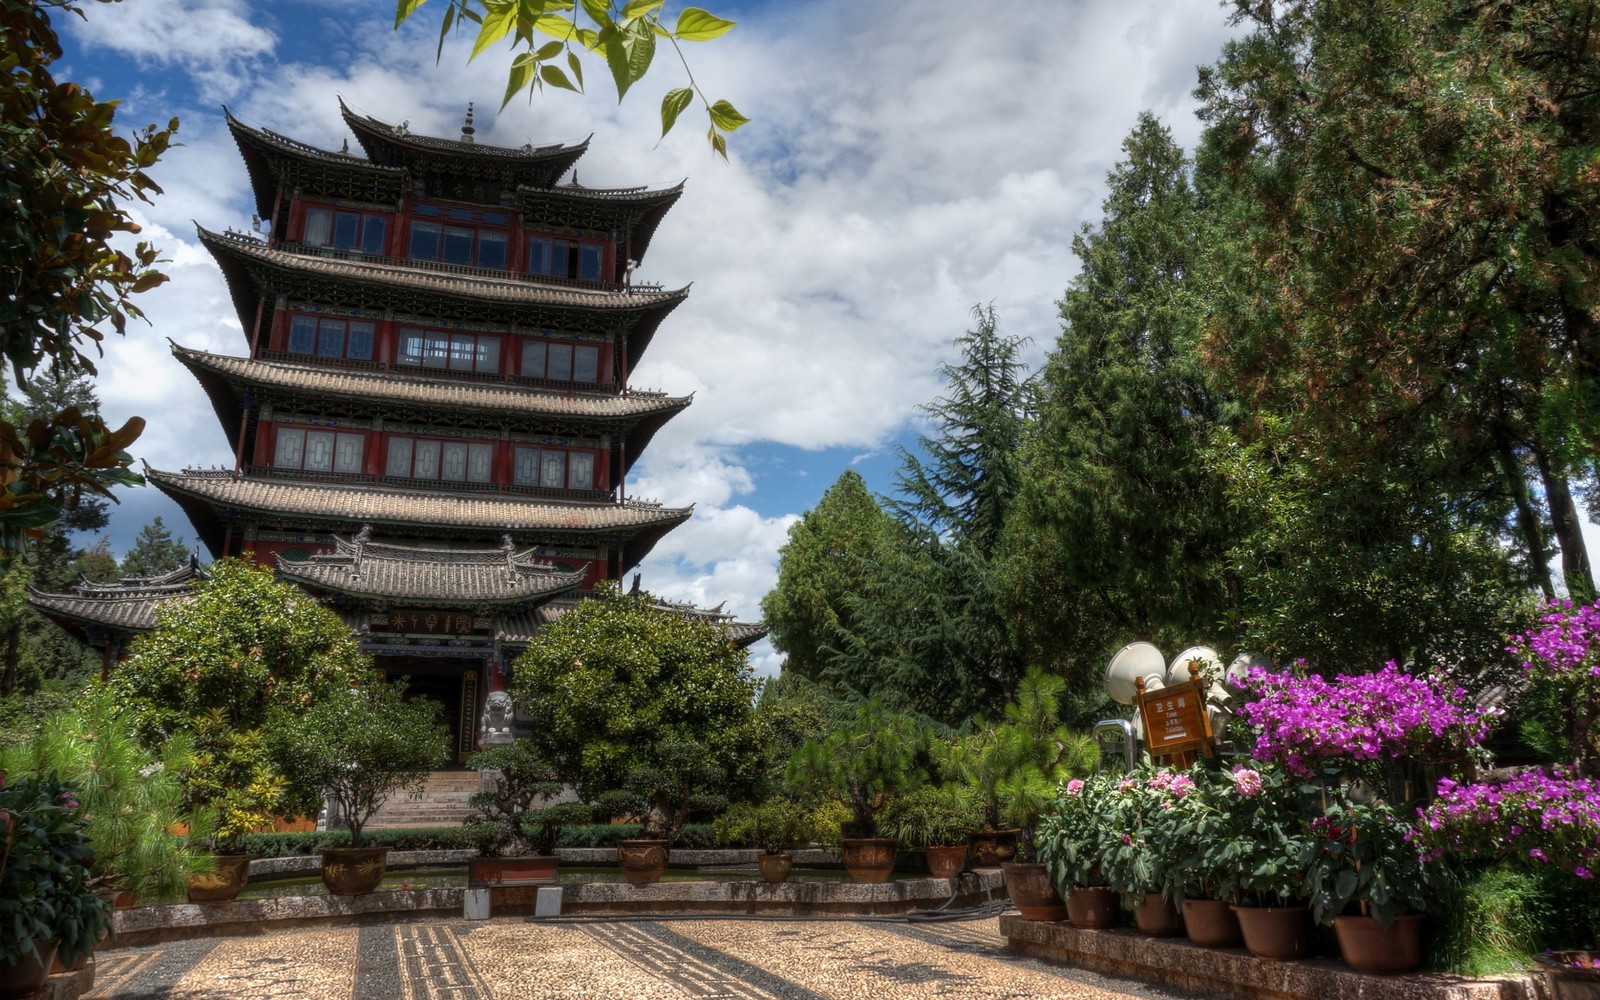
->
xmin=374 ymin=655 xmax=485 ymax=765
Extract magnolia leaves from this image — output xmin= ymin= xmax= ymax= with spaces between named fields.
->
xmin=399 ymin=0 xmax=747 ymax=158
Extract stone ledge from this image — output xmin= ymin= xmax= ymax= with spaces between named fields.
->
xmin=246 ymin=847 xmax=845 ymax=877
xmin=1000 ymin=916 xmax=1540 ymax=1000
xmin=107 ymin=871 xmax=1007 ymax=948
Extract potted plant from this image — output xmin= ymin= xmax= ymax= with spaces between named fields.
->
xmin=1218 ymin=763 xmax=1315 ymax=960
xmin=0 ymin=689 xmax=215 ymax=909
xmin=879 ymin=784 xmax=981 ymax=879
xmin=789 ymin=700 xmax=925 ymax=883
xmin=1102 ymin=769 xmax=1189 ymax=936
xmin=714 ymin=798 xmax=816 ymax=883
xmin=1152 ymin=761 xmax=1248 ymax=947
xmin=1036 ymin=774 xmax=1118 ymax=926
xmin=948 ymin=670 xmax=1098 ymax=920
xmin=1305 ymin=796 xmax=1450 ymax=974
xmin=176 ymin=718 xmax=285 ymax=904
xmin=599 ymin=735 xmax=738 ymax=885
xmin=462 ymin=741 xmax=586 ymax=886
xmin=270 ymin=679 xmax=449 ymax=894
xmin=0 ymin=774 xmax=111 ymax=993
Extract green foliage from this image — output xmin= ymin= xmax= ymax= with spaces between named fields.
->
xmin=1197 ymin=0 xmax=1599 ymax=602
xmin=1427 ymin=865 xmax=1552 ymax=975
xmin=713 ymin=798 xmax=817 ymax=854
xmin=398 ymin=0 xmax=746 ymax=156
xmin=0 ymin=773 xmax=111 ymax=968
xmin=269 ymin=680 xmax=450 ymax=848
xmin=999 ymin=114 xmax=1235 ymax=693
xmin=510 ymin=582 xmax=760 ymax=843
xmin=761 ymin=470 xmax=899 ymax=691
xmin=0 ymin=0 xmax=171 ymax=552
xmin=0 ymin=687 xmax=213 ymax=902
xmin=119 ymin=516 xmax=189 ymax=578
xmin=941 ymin=669 xmax=1098 ymax=846
xmin=1036 ymin=772 xmax=1116 ymax=888
xmin=878 ymin=784 xmax=981 ymax=851
xmin=787 ymin=699 xmax=925 ymax=836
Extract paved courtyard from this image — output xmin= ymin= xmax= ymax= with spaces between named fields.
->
xmin=86 ymin=915 xmax=1198 ymax=999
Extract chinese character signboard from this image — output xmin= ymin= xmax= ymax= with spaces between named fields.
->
xmin=1137 ymin=678 xmax=1214 ymax=761
xmin=370 ymin=610 xmax=493 ymax=638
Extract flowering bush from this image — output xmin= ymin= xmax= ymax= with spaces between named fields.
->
xmin=1097 ymin=768 xmax=1197 ymax=899
xmin=0 ymin=774 xmax=111 ymax=969
xmin=1509 ymin=600 xmax=1600 ymax=773
xmin=1238 ymin=663 xmax=1495 ymax=777
xmin=1414 ymin=770 xmax=1600 ymax=878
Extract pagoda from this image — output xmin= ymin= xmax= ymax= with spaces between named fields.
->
xmin=96 ymin=100 xmax=762 ymax=761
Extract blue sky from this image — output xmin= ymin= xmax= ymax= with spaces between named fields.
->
xmin=46 ymin=0 xmax=1252 ymax=674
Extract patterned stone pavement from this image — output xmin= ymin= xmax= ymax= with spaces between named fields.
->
xmin=85 ymin=915 xmax=1203 ymax=999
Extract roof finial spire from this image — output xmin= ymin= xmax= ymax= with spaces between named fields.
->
xmin=461 ymin=102 xmax=475 ymax=144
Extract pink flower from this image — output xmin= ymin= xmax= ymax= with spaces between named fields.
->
xmin=1231 ymin=767 xmax=1263 ymax=798
xmin=1578 ymin=867 xmax=1593 ymax=879
xmin=1065 ymin=779 xmax=1084 ymax=796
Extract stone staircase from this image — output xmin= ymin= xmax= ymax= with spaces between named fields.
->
xmin=366 ymin=770 xmax=489 ymax=829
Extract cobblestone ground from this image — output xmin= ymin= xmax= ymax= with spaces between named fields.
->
xmin=87 ymin=915 xmax=1203 ymax=1000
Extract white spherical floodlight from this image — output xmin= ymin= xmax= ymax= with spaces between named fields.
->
xmin=1105 ymin=642 xmax=1167 ymax=706
xmin=1165 ymin=646 xmax=1224 ymax=688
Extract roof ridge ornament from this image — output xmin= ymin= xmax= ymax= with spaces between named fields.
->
xmin=461 ymin=103 xmax=475 ymax=145
xmin=351 ymin=524 xmax=373 ymax=580
xmin=501 ymin=533 xmax=517 ymax=583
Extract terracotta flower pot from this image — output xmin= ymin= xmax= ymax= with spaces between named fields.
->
xmin=969 ymin=829 xmax=1019 ymax=867
xmin=186 ymin=853 xmax=251 ymax=903
xmin=757 ymin=853 xmax=792 ymax=883
xmin=321 ymin=846 xmax=389 ymax=895
xmin=1004 ymin=863 xmax=1067 ymax=921
xmin=840 ymin=837 xmax=897 ymax=884
xmin=617 ymin=839 xmax=670 ymax=885
xmin=1231 ymin=904 xmax=1311 ymax=961
xmin=0 ymin=940 xmax=57 ymax=1000
xmin=467 ymin=855 xmax=558 ymax=887
xmin=924 ymin=844 xmax=968 ymax=880
xmin=1183 ymin=897 xmax=1243 ymax=947
xmin=1066 ymin=886 xmax=1118 ymax=928
xmin=1334 ymin=913 xmax=1423 ymax=975
xmin=1134 ymin=893 xmax=1184 ymax=936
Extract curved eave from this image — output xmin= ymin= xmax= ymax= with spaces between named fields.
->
xmin=25 ymin=586 xmax=183 ymax=637
xmin=197 ymin=227 xmax=688 ymax=346
xmin=171 ymin=343 xmax=693 ymax=442
xmin=517 ymin=182 xmax=684 ymax=270
xmin=149 ymin=468 xmax=693 ymax=560
xmin=340 ymin=100 xmax=587 ymax=187
xmin=275 ymin=558 xmax=586 ymax=607
xmin=225 ymin=109 xmax=406 ymax=226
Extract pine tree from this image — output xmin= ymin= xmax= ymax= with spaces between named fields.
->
xmin=120 ymin=517 xmax=190 ymax=579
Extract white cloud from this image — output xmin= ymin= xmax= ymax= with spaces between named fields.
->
xmin=77 ymin=0 xmax=1244 ymax=670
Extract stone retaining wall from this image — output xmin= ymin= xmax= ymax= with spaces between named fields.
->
xmin=107 ymin=870 xmax=1007 ymax=949
xmin=1000 ymin=916 xmax=1541 ymax=1000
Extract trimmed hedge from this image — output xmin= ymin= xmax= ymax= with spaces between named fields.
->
xmin=235 ymin=823 xmax=719 ymax=857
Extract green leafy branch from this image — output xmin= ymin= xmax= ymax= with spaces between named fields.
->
xmin=397 ymin=0 xmax=748 ymax=158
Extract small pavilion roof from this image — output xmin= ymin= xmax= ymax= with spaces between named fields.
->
xmin=171 ymin=343 xmax=690 ymax=469
xmin=198 ymin=227 xmax=686 ymax=365
xmin=276 ymin=530 xmax=585 ymax=606
xmin=340 ymin=99 xmax=586 ymax=189
xmin=25 ymin=562 xmax=203 ymax=636
xmin=148 ymin=467 xmax=690 ymax=569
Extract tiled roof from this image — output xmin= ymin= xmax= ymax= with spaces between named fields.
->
xmin=148 ymin=467 xmax=692 ymax=534
xmin=498 ymin=596 xmax=767 ymax=648
xmin=276 ymin=532 xmax=585 ymax=604
xmin=171 ymin=343 xmax=691 ymax=426
xmin=198 ymin=227 xmax=687 ymax=311
xmin=340 ymin=99 xmax=586 ymax=163
xmin=26 ymin=563 xmax=204 ymax=634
